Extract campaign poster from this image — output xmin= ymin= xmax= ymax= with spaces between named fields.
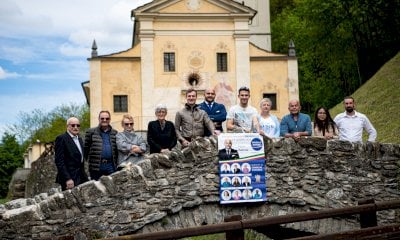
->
xmin=218 ymin=133 xmax=266 ymax=204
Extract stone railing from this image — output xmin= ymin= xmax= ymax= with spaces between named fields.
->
xmin=0 ymin=137 xmax=399 ymax=239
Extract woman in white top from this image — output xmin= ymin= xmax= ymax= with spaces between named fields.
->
xmin=255 ymin=98 xmax=280 ymax=138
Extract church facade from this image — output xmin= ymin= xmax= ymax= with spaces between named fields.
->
xmin=83 ymin=0 xmax=298 ymax=131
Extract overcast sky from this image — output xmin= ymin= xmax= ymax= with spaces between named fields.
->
xmin=0 ymin=0 xmax=152 ymax=138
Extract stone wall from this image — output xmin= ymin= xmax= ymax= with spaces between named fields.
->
xmin=7 ymin=168 xmax=31 ymax=200
xmin=0 ymin=137 xmax=399 ymax=239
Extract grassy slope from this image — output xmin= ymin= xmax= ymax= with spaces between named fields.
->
xmin=330 ymin=52 xmax=400 ymax=144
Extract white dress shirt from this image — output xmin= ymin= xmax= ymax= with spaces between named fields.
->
xmin=334 ymin=111 xmax=377 ymax=142
xmin=68 ymin=132 xmax=83 ymax=162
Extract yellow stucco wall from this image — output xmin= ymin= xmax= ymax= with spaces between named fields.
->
xmin=88 ymin=0 xmax=298 ymax=131
xmin=160 ymin=0 xmax=230 ymax=13
xmin=89 ymin=58 xmax=141 ymax=131
xmin=250 ymin=60 xmax=289 ymax=120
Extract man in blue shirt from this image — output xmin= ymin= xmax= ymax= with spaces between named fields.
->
xmin=199 ymin=88 xmax=227 ymax=136
xmin=280 ymin=99 xmax=312 ymax=141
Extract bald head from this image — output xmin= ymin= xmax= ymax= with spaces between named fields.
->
xmin=288 ymin=99 xmax=300 ymax=107
xmin=288 ymin=99 xmax=301 ymax=115
xmin=204 ymin=88 xmax=216 ymax=103
xmin=224 ymin=139 xmax=232 ymax=149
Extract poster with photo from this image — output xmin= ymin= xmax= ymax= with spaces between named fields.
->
xmin=218 ymin=133 xmax=266 ymax=204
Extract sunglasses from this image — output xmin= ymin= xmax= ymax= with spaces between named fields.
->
xmin=100 ymin=117 xmax=110 ymax=121
xmin=124 ymin=123 xmax=134 ymax=126
xmin=69 ymin=124 xmax=80 ymax=128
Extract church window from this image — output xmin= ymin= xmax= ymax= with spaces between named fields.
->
xmin=164 ymin=52 xmax=175 ymax=72
xmin=114 ymin=95 xmax=128 ymax=112
xmin=263 ymin=93 xmax=277 ymax=110
xmin=217 ymin=53 xmax=228 ymax=72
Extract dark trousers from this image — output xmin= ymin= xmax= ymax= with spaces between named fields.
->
xmin=90 ymin=162 xmax=115 ymax=181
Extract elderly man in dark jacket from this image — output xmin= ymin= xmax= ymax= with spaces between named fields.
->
xmin=84 ymin=110 xmax=118 ymax=180
xmin=55 ymin=117 xmax=88 ymax=190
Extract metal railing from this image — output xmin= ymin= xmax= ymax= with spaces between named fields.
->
xmin=102 ymin=199 xmax=400 ymax=240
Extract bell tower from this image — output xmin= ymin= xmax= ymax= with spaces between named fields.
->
xmin=234 ymin=0 xmax=271 ymax=51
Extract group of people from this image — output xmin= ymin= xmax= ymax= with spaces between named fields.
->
xmin=54 ymin=86 xmax=377 ymax=191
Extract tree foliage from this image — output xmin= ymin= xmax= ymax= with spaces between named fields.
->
xmin=0 ymin=133 xmax=23 ymax=198
xmin=271 ymin=0 xmax=400 ymax=114
xmin=0 ymin=103 xmax=89 ymax=199
xmin=10 ymin=103 xmax=90 ymax=145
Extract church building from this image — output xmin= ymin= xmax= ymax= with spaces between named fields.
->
xmin=83 ymin=0 xmax=298 ymax=131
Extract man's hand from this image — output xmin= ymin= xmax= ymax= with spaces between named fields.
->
xmin=66 ymin=179 xmax=74 ymax=189
xmin=293 ymin=132 xmax=301 ymax=141
xmin=182 ymin=140 xmax=190 ymax=147
xmin=160 ymin=148 xmax=170 ymax=153
xmin=131 ymin=145 xmax=142 ymax=153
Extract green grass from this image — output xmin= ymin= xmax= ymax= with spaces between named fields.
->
xmin=330 ymin=52 xmax=400 ymax=144
xmin=0 ymin=198 xmax=8 ymax=204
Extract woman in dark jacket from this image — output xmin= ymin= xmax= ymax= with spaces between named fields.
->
xmin=147 ymin=104 xmax=177 ymax=154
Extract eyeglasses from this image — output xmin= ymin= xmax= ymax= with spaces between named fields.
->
xmin=100 ymin=117 xmax=110 ymax=121
xmin=124 ymin=123 xmax=134 ymax=126
xmin=69 ymin=124 xmax=80 ymax=128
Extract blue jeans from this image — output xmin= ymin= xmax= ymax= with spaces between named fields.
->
xmin=90 ymin=162 xmax=115 ymax=181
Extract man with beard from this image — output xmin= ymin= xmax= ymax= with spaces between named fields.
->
xmin=280 ymin=99 xmax=312 ymax=141
xmin=334 ymin=96 xmax=376 ymax=142
xmin=199 ymin=88 xmax=227 ymax=136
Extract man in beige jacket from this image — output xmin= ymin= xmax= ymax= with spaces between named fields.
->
xmin=175 ymin=88 xmax=216 ymax=147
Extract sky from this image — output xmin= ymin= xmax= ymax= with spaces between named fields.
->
xmin=0 ymin=0 xmax=152 ymax=138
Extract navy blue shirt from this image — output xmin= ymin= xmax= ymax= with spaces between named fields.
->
xmin=100 ymin=130 xmax=113 ymax=160
xmin=199 ymin=101 xmax=227 ymax=135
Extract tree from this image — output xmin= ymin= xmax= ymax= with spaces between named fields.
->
xmin=0 ymin=133 xmax=23 ymax=198
xmin=10 ymin=103 xmax=90 ymax=145
xmin=1 ymin=103 xmax=89 ymax=199
xmin=270 ymin=0 xmax=400 ymax=114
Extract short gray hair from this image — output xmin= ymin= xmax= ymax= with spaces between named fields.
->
xmin=155 ymin=104 xmax=168 ymax=113
xmin=259 ymin=98 xmax=272 ymax=108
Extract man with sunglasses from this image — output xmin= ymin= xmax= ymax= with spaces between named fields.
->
xmin=116 ymin=114 xmax=146 ymax=168
xmin=84 ymin=110 xmax=118 ymax=180
xmin=55 ymin=117 xmax=88 ymax=190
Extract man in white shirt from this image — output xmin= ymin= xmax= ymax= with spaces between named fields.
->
xmin=334 ymin=96 xmax=377 ymax=142
xmin=226 ymin=86 xmax=258 ymax=133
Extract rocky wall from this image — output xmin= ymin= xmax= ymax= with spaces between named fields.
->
xmin=0 ymin=137 xmax=399 ymax=239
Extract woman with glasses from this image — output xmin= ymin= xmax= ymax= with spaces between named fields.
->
xmin=147 ymin=104 xmax=177 ymax=154
xmin=313 ymin=107 xmax=338 ymax=139
xmin=116 ymin=114 xmax=147 ymax=168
